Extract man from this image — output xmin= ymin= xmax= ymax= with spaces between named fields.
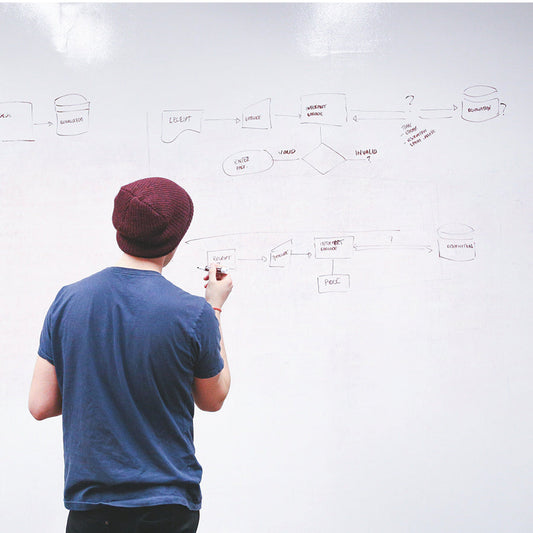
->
xmin=29 ymin=177 xmax=232 ymax=533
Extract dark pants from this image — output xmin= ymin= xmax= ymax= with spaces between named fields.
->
xmin=66 ymin=505 xmax=199 ymax=533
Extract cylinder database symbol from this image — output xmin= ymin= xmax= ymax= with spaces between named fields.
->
xmin=55 ymin=94 xmax=90 ymax=136
xmin=438 ymin=224 xmax=476 ymax=262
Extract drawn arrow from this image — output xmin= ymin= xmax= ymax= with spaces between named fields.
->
xmin=274 ymin=114 xmax=301 ymax=119
xmin=354 ymin=244 xmax=433 ymax=253
xmin=205 ymin=117 xmax=241 ymax=124
xmin=237 ymin=256 xmax=267 ymax=262
xmin=272 ymin=157 xmax=301 ymax=162
xmin=346 ymin=157 xmax=372 ymax=162
xmin=352 ymin=111 xmax=406 ymax=122
xmin=291 ymin=251 xmax=312 ymax=258
xmin=420 ymin=105 xmax=458 ymax=112
xmin=419 ymin=105 xmax=458 ymax=119
xmin=34 ymin=121 xmax=53 ymax=127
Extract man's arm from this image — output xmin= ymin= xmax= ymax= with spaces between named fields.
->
xmin=28 ymin=356 xmax=62 ymax=420
xmin=193 ymin=264 xmax=233 ymax=412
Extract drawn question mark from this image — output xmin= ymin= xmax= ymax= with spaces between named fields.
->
xmin=405 ymin=95 xmax=415 ymax=106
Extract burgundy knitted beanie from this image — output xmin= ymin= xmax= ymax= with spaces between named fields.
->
xmin=112 ymin=177 xmax=194 ymax=258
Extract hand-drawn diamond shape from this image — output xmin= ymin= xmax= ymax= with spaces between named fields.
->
xmin=303 ymin=143 xmax=346 ymax=174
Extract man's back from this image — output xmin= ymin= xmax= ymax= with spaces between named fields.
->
xmin=30 ymin=177 xmax=233 ymax=533
xmin=39 ymin=267 xmax=223 ymax=511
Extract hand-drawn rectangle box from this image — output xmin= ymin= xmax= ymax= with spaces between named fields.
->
xmin=317 ymin=274 xmax=350 ymax=293
xmin=314 ymin=236 xmax=354 ymax=259
xmin=161 ymin=110 xmax=203 ymax=143
xmin=0 ymin=102 xmax=34 ymax=142
xmin=300 ymin=93 xmax=347 ymax=126
xmin=270 ymin=240 xmax=292 ymax=268
xmin=207 ymin=249 xmax=236 ymax=269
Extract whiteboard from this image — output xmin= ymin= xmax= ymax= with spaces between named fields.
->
xmin=1 ymin=3 xmax=532 ymax=532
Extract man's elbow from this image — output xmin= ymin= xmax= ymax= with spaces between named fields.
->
xmin=195 ymin=397 xmax=226 ymax=412
xmin=29 ymin=405 xmax=48 ymax=421
xmin=194 ymin=387 xmax=229 ymax=412
xmin=28 ymin=401 xmax=61 ymax=421
xmin=193 ymin=376 xmax=230 ymax=412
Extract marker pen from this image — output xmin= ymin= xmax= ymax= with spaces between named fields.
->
xmin=197 ymin=266 xmax=230 ymax=275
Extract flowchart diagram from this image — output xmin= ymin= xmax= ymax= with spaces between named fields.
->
xmin=186 ymin=223 xmax=476 ymax=294
xmin=160 ymin=85 xmax=506 ymax=176
xmin=0 ymin=93 xmax=90 ymax=141
xmin=1 ymin=86 xmax=485 ymax=295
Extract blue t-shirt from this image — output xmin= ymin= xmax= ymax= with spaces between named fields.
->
xmin=38 ymin=267 xmax=223 ymax=511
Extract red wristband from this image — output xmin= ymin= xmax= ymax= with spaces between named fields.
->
xmin=212 ymin=307 xmax=222 ymax=313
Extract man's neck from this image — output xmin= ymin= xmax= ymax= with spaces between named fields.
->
xmin=115 ymin=253 xmax=164 ymax=273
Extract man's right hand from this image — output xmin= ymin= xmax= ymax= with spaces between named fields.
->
xmin=204 ymin=263 xmax=233 ymax=310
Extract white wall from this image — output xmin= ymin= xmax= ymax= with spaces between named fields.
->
xmin=1 ymin=3 xmax=532 ymax=532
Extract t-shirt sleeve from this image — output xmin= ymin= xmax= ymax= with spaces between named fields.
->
xmin=192 ymin=302 xmax=224 ymax=379
xmin=38 ymin=302 xmax=56 ymax=366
